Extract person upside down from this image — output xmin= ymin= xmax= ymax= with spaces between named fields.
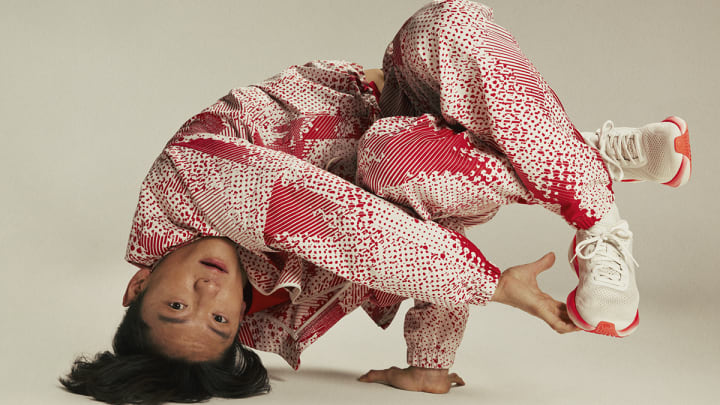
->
xmin=61 ymin=0 xmax=692 ymax=403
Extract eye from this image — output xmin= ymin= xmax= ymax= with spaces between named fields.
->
xmin=169 ymin=302 xmax=186 ymax=310
xmin=213 ymin=314 xmax=228 ymax=324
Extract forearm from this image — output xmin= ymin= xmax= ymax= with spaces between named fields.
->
xmin=404 ymin=301 xmax=468 ymax=369
xmin=151 ymin=133 xmax=499 ymax=306
xmin=256 ymin=141 xmax=499 ymax=307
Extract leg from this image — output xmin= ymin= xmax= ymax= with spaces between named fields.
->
xmin=380 ymin=0 xmax=646 ymax=336
xmin=357 ymin=113 xmax=635 ymax=336
xmin=357 ymin=118 xmax=525 ymax=368
xmin=381 ymin=0 xmax=613 ymax=229
xmin=357 ymin=114 xmax=534 ymax=224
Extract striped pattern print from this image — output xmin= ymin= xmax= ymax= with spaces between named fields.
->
xmin=126 ymin=0 xmax=615 ymax=370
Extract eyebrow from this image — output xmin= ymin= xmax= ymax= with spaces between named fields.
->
xmin=157 ymin=315 xmax=231 ymax=340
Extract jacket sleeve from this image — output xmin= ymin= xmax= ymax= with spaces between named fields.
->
xmin=403 ymin=217 xmax=470 ymax=369
xmin=355 ymin=114 xmax=528 ymax=368
xmin=160 ymin=133 xmax=499 ymax=308
xmin=404 ymin=300 xmax=468 ymax=369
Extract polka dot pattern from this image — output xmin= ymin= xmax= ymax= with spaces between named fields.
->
xmin=357 ymin=113 xmax=532 ymax=226
xmin=380 ymin=0 xmax=615 ymax=229
xmin=126 ymin=60 xmax=497 ymax=369
xmin=126 ymin=0 xmax=619 ymax=369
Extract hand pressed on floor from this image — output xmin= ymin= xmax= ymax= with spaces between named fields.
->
xmin=358 ymin=366 xmax=465 ymax=394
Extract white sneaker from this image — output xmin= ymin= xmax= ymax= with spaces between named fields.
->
xmin=582 ymin=116 xmax=692 ymax=187
xmin=566 ymin=209 xmax=640 ymax=337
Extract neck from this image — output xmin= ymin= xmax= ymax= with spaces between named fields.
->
xmin=364 ymin=69 xmax=385 ymax=93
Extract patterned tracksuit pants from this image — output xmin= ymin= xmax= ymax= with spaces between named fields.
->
xmin=372 ymin=0 xmax=614 ymax=229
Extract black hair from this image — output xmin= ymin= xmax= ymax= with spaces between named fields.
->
xmin=60 ymin=290 xmax=270 ymax=404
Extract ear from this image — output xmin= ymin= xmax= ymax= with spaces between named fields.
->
xmin=239 ymin=300 xmax=247 ymax=321
xmin=122 ymin=267 xmax=152 ymax=307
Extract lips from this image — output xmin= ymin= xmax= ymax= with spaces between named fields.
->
xmin=200 ymin=258 xmax=228 ymax=273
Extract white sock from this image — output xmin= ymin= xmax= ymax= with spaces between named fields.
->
xmin=593 ymin=203 xmax=622 ymax=229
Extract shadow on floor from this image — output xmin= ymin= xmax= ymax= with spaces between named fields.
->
xmin=266 ymin=366 xmax=363 ymax=383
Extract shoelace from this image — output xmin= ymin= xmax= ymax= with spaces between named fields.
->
xmin=596 ymin=120 xmax=647 ymax=181
xmin=573 ymin=222 xmax=638 ymax=287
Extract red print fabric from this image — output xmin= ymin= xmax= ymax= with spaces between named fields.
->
xmin=126 ymin=0 xmax=614 ymax=369
xmin=126 ymin=60 xmax=498 ymax=369
xmin=380 ymin=0 xmax=614 ymax=229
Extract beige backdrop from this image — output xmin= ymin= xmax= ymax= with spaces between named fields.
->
xmin=1 ymin=0 xmax=718 ymax=404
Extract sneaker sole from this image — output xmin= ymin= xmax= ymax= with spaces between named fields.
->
xmin=566 ymin=289 xmax=640 ymax=337
xmin=619 ymin=116 xmax=691 ymax=186
xmin=662 ymin=116 xmax=692 ymax=187
xmin=566 ymin=236 xmax=640 ymax=338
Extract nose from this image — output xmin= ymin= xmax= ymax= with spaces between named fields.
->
xmin=195 ymin=278 xmax=220 ymax=294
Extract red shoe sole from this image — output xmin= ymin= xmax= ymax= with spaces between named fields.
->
xmin=619 ymin=116 xmax=691 ymax=186
xmin=566 ymin=289 xmax=640 ymax=338
xmin=662 ymin=116 xmax=692 ymax=187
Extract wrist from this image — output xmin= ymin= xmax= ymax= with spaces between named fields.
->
xmin=409 ymin=366 xmax=449 ymax=380
xmin=410 ymin=366 xmax=448 ymax=373
xmin=490 ymin=271 xmax=507 ymax=304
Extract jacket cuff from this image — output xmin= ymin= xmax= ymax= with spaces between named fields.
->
xmin=406 ymin=342 xmax=457 ymax=369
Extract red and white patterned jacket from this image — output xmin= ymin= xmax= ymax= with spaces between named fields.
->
xmin=125 ymin=60 xmax=500 ymax=369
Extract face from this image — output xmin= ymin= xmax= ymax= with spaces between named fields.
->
xmin=130 ymin=237 xmax=247 ymax=362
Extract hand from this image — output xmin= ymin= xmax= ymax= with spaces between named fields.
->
xmin=491 ymin=252 xmax=580 ymax=334
xmin=358 ymin=366 xmax=465 ymax=394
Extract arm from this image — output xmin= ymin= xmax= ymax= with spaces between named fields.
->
xmin=152 ymin=133 xmax=500 ymax=307
xmin=358 ymin=218 xmax=470 ymax=393
xmin=358 ymin=300 xmax=468 ymax=394
xmin=359 ymin=253 xmax=578 ymax=393
xmin=404 ymin=301 xmax=468 ymax=369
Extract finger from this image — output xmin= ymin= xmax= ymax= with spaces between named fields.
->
xmin=448 ymin=373 xmax=466 ymax=387
xmin=543 ymin=302 xmax=582 ymax=333
xmin=532 ymin=252 xmax=556 ymax=276
xmin=557 ymin=303 xmax=582 ymax=332
xmin=553 ymin=318 xmax=582 ymax=333
xmin=557 ymin=302 xmax=574 ymax=324
xmin=546 ymin=314 xmax=576 ymax=333
xmin=358 ymin=369 xmax=388 ymax=383
xmin=551 ymin=301 xmax=581 ymax=331
xmin=535 ymin=300 xmax=572 ymax=333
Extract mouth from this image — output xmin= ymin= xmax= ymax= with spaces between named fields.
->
xmin=200 ymin=258 xmax=228 ymax=273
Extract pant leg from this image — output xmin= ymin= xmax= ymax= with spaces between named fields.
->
xmin=356 ymin=115 xmax=531 ymax=369
xmin=381 ymin=0 xmax=614 ymax=229
xmin=357 ymin=114 xmax=535 ymax=224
